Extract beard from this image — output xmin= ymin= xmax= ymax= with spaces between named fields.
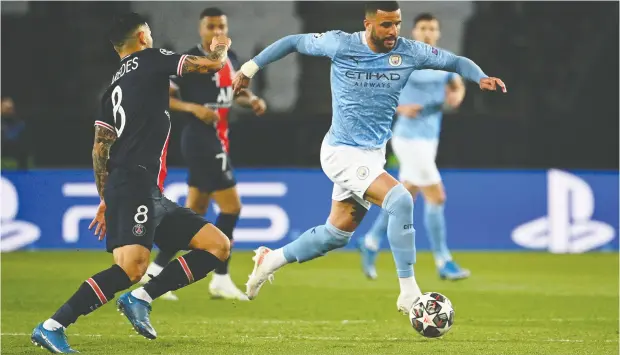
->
xmin=370 ymin=28 xmax=396 ymax=53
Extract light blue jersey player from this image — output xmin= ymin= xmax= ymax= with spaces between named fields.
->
xmin=232 ymin=1 xmax=505 ymax=314
xmin=360 ymin=13 xmax=471 ymax=281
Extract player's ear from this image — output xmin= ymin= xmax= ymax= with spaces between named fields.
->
xmin=363 ymin=18 xmax=372 ymax=31
xmin=137 ymin=30 xmax=147 ymax=46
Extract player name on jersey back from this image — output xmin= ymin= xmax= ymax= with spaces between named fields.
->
xmin=111 ymin=57 xmax=140 ymax=84
xmin=95 ymin=48 xmax=188 ymax=191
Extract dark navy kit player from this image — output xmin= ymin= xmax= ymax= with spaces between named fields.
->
xmin=31 ymin=12 xmax=234 ymax=353
xmin=142 ymin=7 xmax=267 ymax=302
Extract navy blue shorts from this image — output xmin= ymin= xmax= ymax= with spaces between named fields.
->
xmin=103 ymin=167 xmax=209 ymax=253
xmin=180 ymin=125 xmax=236 ymax=193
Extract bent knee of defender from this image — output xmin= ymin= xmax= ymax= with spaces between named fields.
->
xmin=116 ymin=258 xmax=149 ymax=284
xmin=189 ymin=224 xmax=231 ymax=262
xmin=113 ymin=245 xmax=150 ymax=283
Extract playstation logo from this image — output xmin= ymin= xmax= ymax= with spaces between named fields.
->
xmin=1 ymin=176 xmax=41 ymax=252
xmin=512 ymin=169 xmax=615 ymax=253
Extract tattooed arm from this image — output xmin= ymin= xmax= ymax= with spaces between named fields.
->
xmin=181 ymin=35 xmax=231 ymax=75
xmin=92 ymin=125 xmax=117 ymax=200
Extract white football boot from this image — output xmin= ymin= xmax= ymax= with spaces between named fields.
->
xmin=245 ymin=247 xmax=276 ymax=300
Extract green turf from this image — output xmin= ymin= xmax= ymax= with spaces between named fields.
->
xmin=2 ymin=251 xmax=618 ymax=354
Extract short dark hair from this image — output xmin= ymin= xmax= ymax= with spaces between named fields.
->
xmin=365 ymin=1 xmax=400 ymax=16
xmin=200 ymin=7 xmax=226 ymax=19
xmin=108 ymin=12 xmax=148 ymax=48
xmin=413 ymin=13 xmax=438 ymax=26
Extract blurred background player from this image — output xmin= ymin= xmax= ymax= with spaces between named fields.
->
xmin=233 ymin=1 xmax=505 ymax=312
xmin=140 ymin=7 xmax=267 ymax=302
xmin=360 ymin=13 xmax=471 ymax=281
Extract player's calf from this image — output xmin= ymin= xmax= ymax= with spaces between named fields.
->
xmin=133 ymin=224 xmax=229 ymax=302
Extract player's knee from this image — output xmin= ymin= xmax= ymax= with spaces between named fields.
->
xmin=190 ymin=225 xmax=231 ymax=262
xmin=220 ymin=203 xmax=241 ymax=215
xmin=383 ymin=184 xmax=414 ymax=215
xmin=117 ymin=259 xmax=149 ymax=284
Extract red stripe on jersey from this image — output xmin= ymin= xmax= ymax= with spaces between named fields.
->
xmin=86 ymin=278 xmax=108 ymax=304
xmin=177 ymin=55 xmax=188 ymax=77
xmin=177 ymin=256 xmax=194 ymax=283
xmin=94 ymin=120 xmax=115 ymax=133
xmin=215 ymin=58 xmax=234 ymax=152
xmin=157 ymin=124 xmax=171 ymax=192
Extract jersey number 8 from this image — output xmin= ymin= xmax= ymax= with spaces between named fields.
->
xmin=112 ymin=86 xmax=126 ymax=137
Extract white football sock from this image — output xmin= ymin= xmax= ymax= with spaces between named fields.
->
xmin=131 ymin=287 xmax=153 ymax=304
xmin=145 ymin=263 xmax=164 ymax=278
xmin=398 ymin=276 xmax=422 ymax=297
xmin=42 ymin=319 xmax=63 ymax=331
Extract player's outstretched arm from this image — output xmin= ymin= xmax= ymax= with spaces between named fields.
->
xmin=181 ymin=35 xmax=232 ymax=75
xmin=233 ymin=32 xmax=341 ymax=93
xmin=92 ymin=125 xmax=117 ymax=200
xmin=416 ymin=43 xmax=507 ymax=93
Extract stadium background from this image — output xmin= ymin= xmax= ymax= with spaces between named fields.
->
xmin=1 ymin=2 xmax=619 ymax=354
xmin=2 ymin=1 xmax=617 ymax=253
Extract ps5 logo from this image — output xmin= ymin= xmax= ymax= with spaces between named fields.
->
xmin=512 ymin=169 xmax=615 ymax=253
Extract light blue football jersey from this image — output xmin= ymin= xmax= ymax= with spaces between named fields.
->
xmin=392 ymin=70 xmax=456 ymax=140
xmin=253 ymin=31 xmax=486 ymax=148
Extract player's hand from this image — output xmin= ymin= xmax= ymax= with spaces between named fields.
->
xmin=210 ymin=35 xmax=231 ymax=51
xmin=232 ymin=72 xmax=251 ymax=95
xmin=191 ymin=104 xmax=220 ymax=124
xmin=250 ymin=96 xmax=267 ymax=116
xmin=398 ymin=104 xmax=423 ymax=118
xmin=479 ymin=77 xmax=507 ymax=93
xmin=89 ymin=201 xmax=107 ymax=241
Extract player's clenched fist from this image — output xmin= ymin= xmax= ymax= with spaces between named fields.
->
xmin=479 ymin=77 xmax=507 ymax=93
xmin=210 ymin=34 xmax=231 ymax=51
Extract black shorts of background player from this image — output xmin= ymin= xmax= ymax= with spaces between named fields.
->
xmin=30 ymin=12 xmax=235 ymax=353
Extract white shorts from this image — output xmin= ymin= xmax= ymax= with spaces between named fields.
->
xmin=320 ymin=137 xmax=386 ymax=210
xmin=391 ymin=137 xmax=441 ymax=187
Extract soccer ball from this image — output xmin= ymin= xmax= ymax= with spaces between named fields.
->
xmin=409 ymin=292 xmax=454 ymax=338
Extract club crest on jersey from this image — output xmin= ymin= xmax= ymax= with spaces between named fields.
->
xmin=389 ymin=54 xmax=402 ymax=67
xmin=159 ymin=49 xmax=176 ymax=56
xmin=132 ymin=224 xmax=146 ymax=237
xmin=357 ymin=166 xmax=370 ymax=180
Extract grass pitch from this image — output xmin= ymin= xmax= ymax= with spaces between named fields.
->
xmin=2 ymin=251 xmax=618 ymax=354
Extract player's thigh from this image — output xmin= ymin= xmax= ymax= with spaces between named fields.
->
xmin=320 ymin=137 xmax=387 ymax=209
xmin=419 ymin=183 xmax=446 ymax=205
xmin=104 ymin=170 xmax=164 ymax=254
xmin=186 ymin=186 xmax=210 ymax=215
xmin=364 ymin=172 xmax=401 ymax=206
xmin=210 ymin=185 xmax=242 ymax=215
xmin=327 ymin=198 xmax=368 ymax=232
xmin=153 ymin=197 xmax=228 ymax=260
